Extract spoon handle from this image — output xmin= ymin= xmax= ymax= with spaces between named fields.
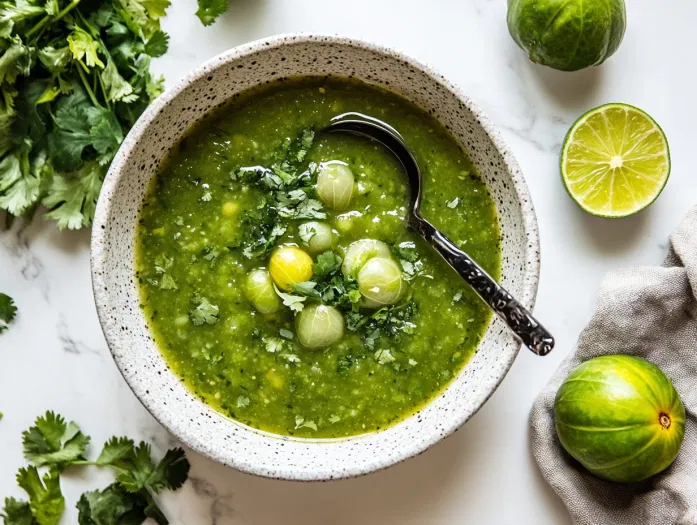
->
xmin=412 ymin=217 xmax=554 ymax=356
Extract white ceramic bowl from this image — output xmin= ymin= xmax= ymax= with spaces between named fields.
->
xmin=91 ymin=34 xmax=540 ymax=481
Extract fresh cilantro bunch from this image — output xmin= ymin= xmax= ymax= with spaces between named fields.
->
xmin=1 ymin=411 xmax=190 ymax=525
xmin=0 ymin=0 xmax=170 ymax=229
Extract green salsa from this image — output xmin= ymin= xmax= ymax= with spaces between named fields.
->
xmin=136 ymin=77 xmax=501 ymax=438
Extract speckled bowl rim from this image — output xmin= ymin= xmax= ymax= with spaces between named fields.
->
xmin=91 ymin=33 xmax=540 ymax=480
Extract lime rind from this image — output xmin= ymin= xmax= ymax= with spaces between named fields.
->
xmin=561 ymin=103 xmax=671 ymax=219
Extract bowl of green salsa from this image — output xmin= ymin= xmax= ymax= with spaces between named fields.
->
xmin=91 ymin=34 xmax=541 ymax=480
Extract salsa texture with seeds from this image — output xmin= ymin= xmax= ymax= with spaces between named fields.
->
xmin=136 ymin=77 xmax=501 ymax=438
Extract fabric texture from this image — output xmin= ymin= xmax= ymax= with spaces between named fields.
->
xmin=531 ymin=205 xmax=697 ymax=525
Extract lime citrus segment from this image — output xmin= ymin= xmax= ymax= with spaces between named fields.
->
xmin=561 ymin=103 xmax=671 ymax=218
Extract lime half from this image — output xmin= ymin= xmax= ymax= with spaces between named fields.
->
xmin=561 ymin=103 xmax=670 ymax=218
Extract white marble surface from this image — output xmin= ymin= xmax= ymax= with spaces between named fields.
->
xmin=1 ymin=1 xmax=695 ymax=523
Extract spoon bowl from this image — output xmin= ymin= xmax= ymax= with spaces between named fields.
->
xmin=325 ymin=114 xmax=554 ymax=356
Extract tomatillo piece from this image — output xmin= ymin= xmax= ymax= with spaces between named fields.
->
xmin=507 ymin=0 xmax=627 ymax=72
xmin=296 ymin=304 xmax=345 ymax=350
xmin=298 ymin=221 xmax=336 ymax=254
xmin=244 ymin=269 xmax=283 ymax=314
xmin=342 ymin=238 xmax=391 ymax=277
xmin=554 ymin=355 xmax=685 ymax=483
xmin=317 ymin=162 xmax=354 ymax=210
xmin=357 ymin=257 xmax=404 ymax=308
xmin=269 ymin=246 xmax=313 ymax=291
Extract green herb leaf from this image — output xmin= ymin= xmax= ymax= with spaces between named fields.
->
xmin=189 ymin=295 xmax=219 ymax=326
xmin=294 ymin=416 xmax=317 ymax=431
xmin=95 ymin=437 xmax=135 ymax=466
xmin=76 ymin=483 xmax=145 ymax=525
xmin=273 ymin=285 xmax=306 ymax=313
xmin=195 ymin=0 xmax=231 ymax=26
xmin=42 ymin=162 xmax=105 ymax=230
xmin=263 ymin=337 xmax=284 ymax=353
xmin=0 ymin=3 xmax=45 ymax=39
xmin=22 ymin=412 xmax=90 ymax=468
xmin=313 ymin=251 xmax=342 ymax=277
xmin=0 ymin=292 xmax=17 ymax=333
xmin=0 ymin=497 xmax=35 ymax=525
xmin=16 ymin=467 xmax=64 ymax=525
xmin=144 ymin=30 xmax=169 ymax=57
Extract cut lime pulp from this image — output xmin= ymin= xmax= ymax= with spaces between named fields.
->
xmin=561 ymin=103 xmax=670 ymax=218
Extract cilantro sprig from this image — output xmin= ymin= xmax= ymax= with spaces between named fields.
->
xmin=0 ymin=0 xmax=170 ymax=229
xmin=1 ymin=411 xmax=190 ymax=525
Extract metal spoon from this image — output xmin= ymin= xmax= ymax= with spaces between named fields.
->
xmin=324 ymin=113 xmax=554 ymax=357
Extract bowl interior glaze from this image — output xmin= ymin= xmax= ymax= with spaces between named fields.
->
xmin=91 ymin=34 xmax=539 ymax=481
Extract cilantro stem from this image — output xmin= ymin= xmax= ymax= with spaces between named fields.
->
xmin=26 ymin=0 xmax=82 ymax=40
xmin=76 ymin=64 xmax=100 ymax=107
xmin=97 ymin=72 xmax=111 ymax=111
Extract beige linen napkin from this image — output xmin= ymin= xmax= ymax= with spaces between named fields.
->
xmin=531 ymin=205 xmax=697 ymax=525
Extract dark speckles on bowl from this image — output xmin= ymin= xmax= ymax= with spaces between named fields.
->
xmin=90 ymin=34 xmax=540 ymax=481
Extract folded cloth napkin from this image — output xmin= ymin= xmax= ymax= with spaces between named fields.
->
xmin=531 ymin=205 xmax=697 ymax=525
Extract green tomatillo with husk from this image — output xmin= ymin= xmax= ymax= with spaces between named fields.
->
xmin=507 ymin=0 xmax=627 ymax=71
xmin=554 ymin=355 xmax=685 ymax=483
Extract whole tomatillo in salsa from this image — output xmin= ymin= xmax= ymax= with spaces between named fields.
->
xmin=136 ymin=77 xmax=501 ymax=438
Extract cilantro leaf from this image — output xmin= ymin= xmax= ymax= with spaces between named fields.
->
xmin=37 ymin=47 xmax=72 ymax=75
xmin=273 ymin=285 xmax=306 ymax=313
xmin=195 ymin=0 xmax=231 ymax=26
xmin=22 ymin=411 xmax=90 ymax=468
xmin=144 ymin=30 xmax=168 ymax=57
xmin=101 ymin=60 xmax=135 ymax=103
xmin=393 ymin=241 xmax=419 ymax=262
xmin=95 ymin=440 xmax=190 ymax=495
xmin=148 ymin=448 xmax=190 ymax=492
xmin=0 ymin=292 xmax=17 ymax=333
xmin=0 ymin=497 xmax=35 ymax=525
xmin=0 ymin=152 xmax=41 ymax=216
xmin=16 ymin=467 xmax=64 ymax=525
xmin=42 ymin=162 xmax=105 ymax=230
xmin=294 ymin=416 xmax=317 ymax=431
xmin=0 ymin=2 xmax=45 ymax=38
xmin=95 ymin=437 xmax=135 ymax=466
xmin=67 ymin=27 xmax=105 ymax=69
xmin=76 ymin=484 xmax=146 ymax=525
xmin=313 ymin=251 xmax=342 ymax=277
xmin=0 ymin=37 xmax=31 ymax=84
xmin=189 ymin=295 xmax=219 ymax=325
xmin=294 ymin=198 xmax=326 ymax=220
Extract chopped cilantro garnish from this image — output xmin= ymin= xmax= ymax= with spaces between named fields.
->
xmin=273 ymin=285 xmax=307 ymax=313
xmin=0 ymin=293 xmax=17 ymax=333
xmin=298 ymin=222 xmax=317 ymax=244
xmin=263 ymin=337 xmax=284 ymax=353
xmin=232 ymin=128 xmax=326 ymax=260
xmin=313 ymin=251 xmax=342 ymax=277
xmin=294 ymin=416 xmax=317 ymax=431
xmin=374 ymin=349 xmax=396 ymax=365
xmin=189 ymin=295 xmax=219 ymax=326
